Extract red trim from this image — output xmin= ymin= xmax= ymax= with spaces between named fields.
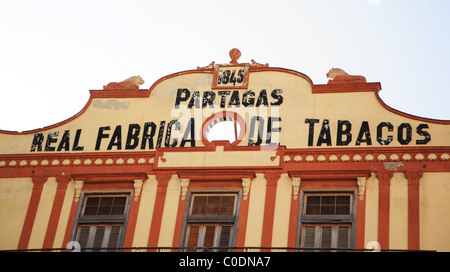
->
xmin=377 ymin=171 xmax=393 ymax=249
xmin=62 ymin=194 xmax=80 ymax=248
xmin=290 ymin=172 xmax=367 ymax=249
xmin=147 ymin=173 xmax=172 ymax=247
xmin=18 ymin=176 xmax=47 ymax=249
xmin=201 ymin=111 xmax=246 ymax=146
xmin=287 ymin=194 xmax=300 ymax=248
xmin=355 ymin=193 xmax=367 ymax=249
xmin=313 ymin=82 xmax=381 ymax=94
xmin=43 ymin=175 xmax=70 ymax=248
xmin=235 ymin=188 xmax=251 ymax=249
xmin=171 ymin=194 xmax=188 ymax=249
xmin=405 ymin=171 xmax=422 ymax=250
xmin=260 ymin=172 xmax=281 ymax=248
xmin=212 ymin=63 xmax=250 ymax=90
xmin=123 ymin=192 xmax=142 ymax=248
xmin=169 ymin=175 xmax=250 ymax=250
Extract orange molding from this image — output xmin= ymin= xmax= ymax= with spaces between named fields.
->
xmin=43 ymin=175 xmax=70 ymax=249
xmin=18 ymin=176 xmax=47 ymax=249
xmin=261 ymin=172 xmax=281 ymax=248
xmin=147 ymin=173 xmax=173 ymax=247
xmin=405 ymin=171 xmax=423 ymax=250
xmin=376 ymin=171 xmax=394 ymax=250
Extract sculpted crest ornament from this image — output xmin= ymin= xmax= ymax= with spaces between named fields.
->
xmin=326 ymin=68 xmax=366 ymax=84
xmin=103 ymin=75 xmax=145 ymax=90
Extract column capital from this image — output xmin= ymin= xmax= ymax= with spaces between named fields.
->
xmin=31 ymin=176 xmax=48 ymax=190
xmin=264 ymin=172 xmax=281 ymax=186
xmin=376 ymin=171 xmax=393 ymax=187
xmin=156 ymin=173 xmax=173 ymax=187
xmin=405 ymin=171 xmax=423 ymax=187
xmin=55 ymin=174 xmax=71 ymax=190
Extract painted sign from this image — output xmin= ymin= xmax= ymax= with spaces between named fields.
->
xmin=0 ymin=49 xmax=448 ymax=154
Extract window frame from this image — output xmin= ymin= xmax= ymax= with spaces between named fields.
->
xmin=72 ymin=191 xmax=133 ymax=251
xmin=180 ymin=190 xmax=241 ymax=251
xmin=297 ymin=189 xmax=357 ymax=250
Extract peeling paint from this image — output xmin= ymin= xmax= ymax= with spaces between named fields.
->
xmin=383 ymin=161 xmax=404 ymax=171
xmin=93 ymin=99 xmax=129 ymax=110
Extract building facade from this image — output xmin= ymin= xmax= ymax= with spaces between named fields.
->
xmin=0 ymin=49 xmax=449 ymax=252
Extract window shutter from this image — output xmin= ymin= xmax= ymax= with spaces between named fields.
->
xmin=77 ymin=226 xmax=91 ymax=249
xmin=204 ymin=226 xmax=216 ymax=247
xmin=337 ymin=226 xmax=349 ymax=249
xmin=107 ymin=226 xmax=121 ymax=249
xmin=303 ymin=226 xmax=316 ymax=248
xmin=321 ymin=226 xmax=332 ymax=249
xmin=187 ymin=226 xmax=199 ymax=251
xmin=218 ymin=226 xmax=232 ymax=250
xmin=92 ymin=226 xmax=105 ymax=249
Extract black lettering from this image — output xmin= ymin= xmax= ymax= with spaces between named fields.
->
xmin=107 ymin=126 xmax=122 ymax=150
xmin=125 ymin=124 xmax=141 ymax=150
xmin=45 ymin=131 xmax=59 ymax=151
xmin=180 ymin=118 xmax=195 ymax=147
xmin=228 ymin=90 xmax=240 ymax=107
xmin=201 ymin=91 xmax=216 ymax=108
xmin=174 ymin=88 xmax=190 ymax=109
xmin=72 ymin=129 xmax=84 ymax=151
xmin=156 ymin=121 xmax=166 ymax=148
xmin=30 ymin=133 xmax=44 ymax=152
xmin=305 ymin=119 xmax=319 ymax=146
xmin=221 ymin=70 xmax=231 ymax=84
xmin=317 ymin=119 xmax=332 ymax=146
xmin=187 ymin=91 xmax=200 ymax=109
xmin=95 ymin=126 xmax=111 ymax=150
xmin=165 ymin=119 xmax=180 ymax=147
xmin=376 ymin=122 xmax=393 ymax=145
xmin=336 ymin=120 xmax=352 ymax=146
xmin=242 ymin=90 xmax=255 ymax=107
xmin=141 ymin=122 xmax=156 ymax=149
xmin=237 ymin=69 xmax=244 ymax=83
xmin=256 ymin=89 xmax=268 ymax=107
xmin=218 ymin=91 xmax=231 ymax=108
xmin=270 ymin=89 xmax=283 ymax=106
xmin=248 ymin=116 xmax=264 ymax=146
xmin=266 ymin=117 xmax=281 ymax=145
xmin=398 ymin=123 xmax=412 ymax=145
xmin=416 ymin=124 xmax=431 ymax=145
xmin=356 ymin=121 xmax=372 ymax=145
xmin=230 ymin=70 xmax=237 ymax=85
xmin=57 ymin=130 xmax=70 ymax=151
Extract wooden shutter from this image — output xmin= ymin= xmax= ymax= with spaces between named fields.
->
xmin=107 ymin=225 xmax=122 ymax=249
xmin=187 ymin=226 xmax=200 ymax=251
xmin=321 ymin=226 xmax=332 ymax=249
xmin=92 ymin=226 xmax=105 ymax=250
xmin=303 ymin=226 xmax=316 ymax=248
xmin=77 ymin=226 xmax=91 ymax=248
xmin=204 ymin=226 xmax=216 ymax=247
xmin=219 ymin=226 xmax=231 ymax=248
xmin=337 ymin=226 xmax=349 ymax=249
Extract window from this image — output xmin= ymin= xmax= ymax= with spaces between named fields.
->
xmin=184 ymin=193 xmax=238 ymax=252
xmin=300 ymin=192 xmax=354 ymax=251
xmin=75 ymin=194 xmax=130 ymax=252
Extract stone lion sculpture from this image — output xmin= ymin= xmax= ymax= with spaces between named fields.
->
xmin=326 ymin=68 xmax=366 ymax=84
xmin=103 ymin=75 xmax=144 ymax=90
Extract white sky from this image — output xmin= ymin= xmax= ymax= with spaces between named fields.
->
xmin=0 ymin=0 xmax=449 ymax=132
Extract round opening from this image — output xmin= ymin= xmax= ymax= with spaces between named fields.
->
xmin=207 ymin=121 xmax=241 ymax=143
xmin=202 ymin=112 xmax=246 ymax=146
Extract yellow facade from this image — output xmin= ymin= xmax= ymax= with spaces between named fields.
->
xmin=0 ymin=50 xmax=448 ymax=252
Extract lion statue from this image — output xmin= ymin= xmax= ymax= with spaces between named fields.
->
xmin=103 ymin=75 xmax=144 ymax=90
xmin=326 ymin=68 xmax=366 ymax=84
